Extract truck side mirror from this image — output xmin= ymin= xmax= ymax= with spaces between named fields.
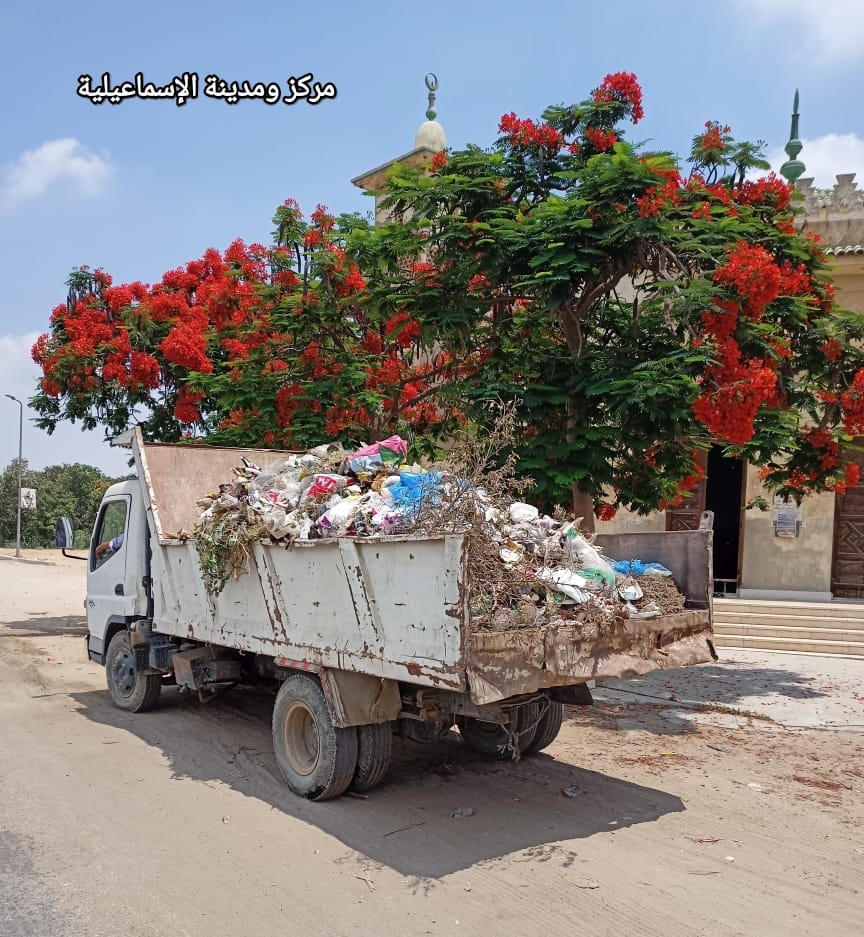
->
xmin=56 ymin=516 xmax=87 ymax=561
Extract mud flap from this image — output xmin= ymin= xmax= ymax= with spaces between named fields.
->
xmin=319 ymin=669 xmax=401 ymax=728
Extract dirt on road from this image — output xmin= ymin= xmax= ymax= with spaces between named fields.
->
xmin=1 ymin=552 xmax=862 ymax=937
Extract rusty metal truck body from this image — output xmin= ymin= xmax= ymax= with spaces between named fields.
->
xmin=79 ymin=430 xmax=716 ymax=800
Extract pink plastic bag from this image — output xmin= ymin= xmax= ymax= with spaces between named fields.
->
xmin=350 ymin=435 xmax=408 ymax=460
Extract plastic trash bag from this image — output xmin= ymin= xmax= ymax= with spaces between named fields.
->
xmin=509 ymin=502 xmax=539 ymax=524
xmin=535 ymin=567 xmax=591 ymax=603
xmin=612 ymin=559 xmax=672 ymax=576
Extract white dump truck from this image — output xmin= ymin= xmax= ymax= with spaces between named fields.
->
xmin=61 ymin=429 xmax=717 ymax=800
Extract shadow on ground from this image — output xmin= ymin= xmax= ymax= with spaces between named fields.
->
xmin=587 ymin=662 xmax=830 ymax=733
xmin=598 ymin=663 xmax=828 ymax=703
xmin=0 ymin=616 xmax=88 ymax=638
xmin=70 ymin=684 xmax=683 ymax=880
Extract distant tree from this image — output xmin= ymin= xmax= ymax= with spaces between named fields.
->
xmin=0 ymin=460 xmax=120 ymax=548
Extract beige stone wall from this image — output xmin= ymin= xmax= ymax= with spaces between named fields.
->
xmin=738 ymin=465 xmax=835 ymax=600
xmin=833 ymin=259 xmax=864 ymax=310
xmin=595 ymin=504 xmax=667 ymax=534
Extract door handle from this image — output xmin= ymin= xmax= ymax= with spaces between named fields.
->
xmin=114 ymin=583 xmax=124 ymax=595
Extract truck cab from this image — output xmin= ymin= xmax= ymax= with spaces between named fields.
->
xmin=85 ymin=481 xmax=149 ymax=664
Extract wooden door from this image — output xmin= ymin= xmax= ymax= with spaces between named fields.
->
xmin=831 ymin=445 xmax=864 ymax=597
xmin=665 ymin=452 xmax=708 ymax=531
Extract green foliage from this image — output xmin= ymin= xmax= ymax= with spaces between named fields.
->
xmin=0 ymin=459 xmax=125 ymax=549
xmin=358 ymin=78 xmax=864 ymax=520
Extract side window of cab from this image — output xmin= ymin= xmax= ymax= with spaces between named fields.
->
xmin=91 ymin=500 xmax=129 ymax=571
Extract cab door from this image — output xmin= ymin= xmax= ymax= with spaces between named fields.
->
xmin=87 ymin=495 xmax=132 ymax=648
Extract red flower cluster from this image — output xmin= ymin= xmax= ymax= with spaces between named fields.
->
xmin=275 ymin=383 xmax=303 ymax=427
xmin=841 ymin=369 xmax=864 ymax=435
xmin=737 ymin=174 xmax=792 ymax=212
xmin=637 ymin=173 xmax=681 ymax=218
xmin=594 ymin=502 xmax=617 ymax=522
xmin=591 ymin=72 xmax=644 ymax=123
xmin=309 ymin=204 xmax=335 ymax=233
xmin=695 ymin=121 xmax=731 ymax=155
xmin=325 ymin=403 xmax=371 ymax=437
xmin=384 ymin=310 xmax=420 ymax=348
xmin=713 ymin=242 xmax=781 ymax=320
xmin=820 ymin=338 xmax=843 ymax=362
xmin=160 ymin=319 xmax=213 ymax=373
xmin=498 ymin=113 xmax=563 ymax=150
xmin=585 ymin=127 xmax=618 ymax=152
xmin=692 ymin=361 xmax=779 ymax=444
xmin=777 ymin=261 xmax=812 ymax=297
xmin=129 ymin=351 xmax=161 ymax=389
xmin=842 ymin=463 xmax=862 ymax=491
xmin=692 ymin=321 xmax=780 ymax=444
xmin=431 ymin=150 xmax=448 ymax=172
xmin=174 ymin=387 xmax=204 ymax=423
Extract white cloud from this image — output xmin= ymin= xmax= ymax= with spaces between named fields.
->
xmin=0 ymin=332 xmax=131 ymax=477
xmin=730 ymin=0 xmax=864 ymax=62
xmin=0 ymin=138 xmax=114 ymax=211
xmin=766 ymin=133 xmax=864 ymax=188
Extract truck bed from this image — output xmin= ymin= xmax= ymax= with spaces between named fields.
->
xmin=136 ymin=438 xmax=715 ymax=705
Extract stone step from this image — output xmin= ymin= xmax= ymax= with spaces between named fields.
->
xmin=713 ymin=621 xmax=864 ymax=643
xmin=713 ymin=610 xmax=864 ymax=632
xmin=714 ymin=598 xmax=864 ymax=620
xmin=713 ymin=632 xmax=864 ymax=658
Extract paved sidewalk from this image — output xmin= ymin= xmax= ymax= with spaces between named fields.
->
xmin=594 ymin=648 xmax=864 ymax=732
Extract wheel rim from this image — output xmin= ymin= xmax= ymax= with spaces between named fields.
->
xmin=473 ymin=720 xmax=505 ymax=738
xmin=110 ymin=646 xmax=136 ymax=697
xmin=282 ymin=700 xmax=320 ymax=776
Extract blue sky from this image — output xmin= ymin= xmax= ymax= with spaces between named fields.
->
xmin=1 ymin=0 xmax=862 ymax=476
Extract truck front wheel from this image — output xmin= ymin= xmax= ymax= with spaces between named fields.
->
xmin=272 ymin=674 xmax=358 ymax=801
xmin=105 ymin=630 xmax=162 ymax=713
xmin=456 ymin=702 xmax=539 ymax=760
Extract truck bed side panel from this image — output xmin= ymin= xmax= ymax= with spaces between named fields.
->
xmin=149 ymin=536 xmax=468 ymax=690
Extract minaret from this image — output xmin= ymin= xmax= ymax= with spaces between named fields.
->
xmin=779 ymin=90 xmax=806 ymax=185
xmin=351 ymin=74 xmax=446 ymax=224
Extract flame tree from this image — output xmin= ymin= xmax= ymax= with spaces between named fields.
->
xmin=31 ymin=74 xmax=864 ymax=528
xmin=355 ymin=73 xmax=864 ymax=526
xmin=31 ymin=200 xmax=469 ymax=455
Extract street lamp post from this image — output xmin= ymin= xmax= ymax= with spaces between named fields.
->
xmin=4 ymin=394 xmax=22 ymax=558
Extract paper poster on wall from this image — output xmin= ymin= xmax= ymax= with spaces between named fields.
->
xmin=773 ymin=495 xmax=802 ymax=538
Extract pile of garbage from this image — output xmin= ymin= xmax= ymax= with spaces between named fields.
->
xmin=193 ymin=434 xmax=690 ymax=631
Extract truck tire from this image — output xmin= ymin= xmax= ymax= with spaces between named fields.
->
xmin=456 ymin=702 xmax=540 ymax=761
xmin=105 ymin=630 xmax=162 ymax=713
xmin=351 ymin=722 xmax=393 ymax=793
xmin=272 ymin=674 xmax=358 ymax=801
xmin=522 ymin=700 xmax=564 ymax=754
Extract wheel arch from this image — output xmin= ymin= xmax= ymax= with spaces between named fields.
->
xmin=88 ymin=616 xmax=133 ymax=665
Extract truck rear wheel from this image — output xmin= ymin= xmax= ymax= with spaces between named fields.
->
xmin=351 ymin=722 xmax=393 ymax=793
xmin=105 ymin=630 xmax=162 ymax=713
xmin=522 ymin=700 xmax=564 ymax=754
xmin=456 ymin=702 xmax=539 ymax=761
xmin=272 ymin=674 xmax=358 ymax=801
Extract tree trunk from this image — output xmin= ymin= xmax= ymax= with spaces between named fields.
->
xmin=571 ymin=485 xmax=595 ymax=533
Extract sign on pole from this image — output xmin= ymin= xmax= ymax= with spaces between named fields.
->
xmin=20 ymin=488 xmax=36 ymax=510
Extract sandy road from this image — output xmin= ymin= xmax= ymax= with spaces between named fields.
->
xmin=1 ymin=552 xmax=862 ymax=937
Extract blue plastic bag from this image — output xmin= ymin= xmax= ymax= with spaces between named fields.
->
xmin=612 ymin=558 xmax=672 ymax=576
